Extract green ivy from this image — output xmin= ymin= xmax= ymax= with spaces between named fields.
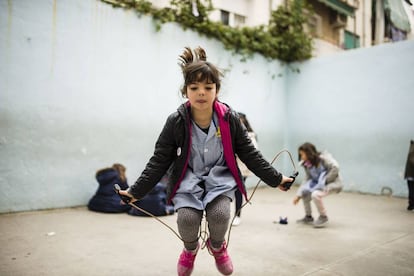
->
xmin=100 ymin=0 xmax=313 ymax=62
xmin=269 ymin=1 xmax=313 ymax=62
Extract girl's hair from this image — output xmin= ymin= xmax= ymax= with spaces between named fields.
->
xmin=238 ymin=112 xmax=254 ymax=133
xmin=95 ymin=163 xmax=127 ymax=183
xmin=178 ymin=46 xmax=223 ymax=97
xmin=112 ymin=163 xmax=127 ymax=183
xmin=298 ymin=142 xmax=320 ymax=166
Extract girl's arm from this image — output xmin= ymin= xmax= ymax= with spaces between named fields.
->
xmin=232 ymin=113 xmax=283 ymax=187
xmin=294 ymin=171 xmax=311 ymax=200
xmin=127 ymin=114 xmax=178 ymax=200
xmin=320 ymin=152 xmax=339 ymax=184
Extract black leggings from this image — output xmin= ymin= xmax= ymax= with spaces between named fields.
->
xmin=176 ymin=195 xmax=231 ymax=250
xmin=408 ymin=180 xmax=414 ymax=208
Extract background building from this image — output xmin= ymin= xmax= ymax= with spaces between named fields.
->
xmin=150 ymin=0 xmax=414 ymax=56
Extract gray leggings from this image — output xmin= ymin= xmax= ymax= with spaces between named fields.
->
xmin=177 ymin=195 xmax=231 ymax=250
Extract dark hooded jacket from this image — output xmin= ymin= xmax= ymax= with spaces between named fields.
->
xmin=128 ymin=101 xmax=282 ymax=202
xmin=88 ymin=168 xmax=130 ymax=213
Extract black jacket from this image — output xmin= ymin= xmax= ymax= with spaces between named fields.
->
xmin=405 ymin=140 xmax=414 ymax=179
xmin=129 ymin=101 xmax=282 ymax=201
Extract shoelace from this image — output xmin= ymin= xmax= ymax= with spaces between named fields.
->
xmin=206 ymin=239 xmax=228 ymax=258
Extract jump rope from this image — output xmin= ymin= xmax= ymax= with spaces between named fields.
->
xmin=114 ymin=149 xmax=298 ymax=250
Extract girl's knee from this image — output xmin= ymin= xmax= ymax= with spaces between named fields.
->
xmin=206 ymin=196 xmax=231 ymax=224
xmin=327 ymin=183 xmax=343 ymax=193
xmin=177 ymin=208 xmax=202 ymax=226
xmin=311 ymin=190 xmax=323 ymax=200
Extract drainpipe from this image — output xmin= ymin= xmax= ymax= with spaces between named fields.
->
xmin=362 ymin=0 xmax=366 ymax=47
xmin=269 ymin=0 xmax=273 ymax=23
xmin=354 ymin=13 xmax=357 ymax=48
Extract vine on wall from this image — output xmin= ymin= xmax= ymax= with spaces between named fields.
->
xmin=100 ymin=0 xmax=313 ymax=62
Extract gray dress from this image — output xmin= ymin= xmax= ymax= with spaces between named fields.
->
xmin=172 ymin=114 xmax=237 ymax=210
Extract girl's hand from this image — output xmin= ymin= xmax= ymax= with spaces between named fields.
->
xmin=293 ymin=196 xmax=301 ymax=205
xmin=278 ymin=175 xmax=294 ymax=191
xmin=118 ymin=190 xmax=138 ymax=204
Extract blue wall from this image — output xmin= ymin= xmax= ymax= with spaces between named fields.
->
xmin=0 ymin=0 xmax=413 ymax=212
xmin=287 ymin=40 xmax=414 ymax=197
xmin=0 ymin=0 xmax=287 ymax=212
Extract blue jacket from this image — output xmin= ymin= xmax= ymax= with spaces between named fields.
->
xmin=88 ymin=168 xmax=130 ymax=213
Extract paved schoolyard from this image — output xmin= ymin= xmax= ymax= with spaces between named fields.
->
xmin=1 ymin=186 xmax=413 ymax=276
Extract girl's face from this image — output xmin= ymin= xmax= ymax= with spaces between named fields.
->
xmin=299 ymin=150 xmax=308 ymax=162
xmin=186 ymin=81 xmax=217 ymax=113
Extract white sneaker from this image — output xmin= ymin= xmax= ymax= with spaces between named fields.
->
xmin=232 ymin=216 xmax=241 ymax=226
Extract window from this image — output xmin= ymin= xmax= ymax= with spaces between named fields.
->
xmin=234 ymin=13 xmax=246 ymax=27
xmin=344 ymin=30 xmax=360 ymax=49
xmin=220 ymin=10 xmax=230 ymax=25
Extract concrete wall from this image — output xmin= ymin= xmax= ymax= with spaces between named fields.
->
xmin=1 ymin=0 xmax=413 ymax=213
xmin=0 ymin=0 xmax=287 ymax=212
xmin=287 ymin=40 xmax=414 ymax=197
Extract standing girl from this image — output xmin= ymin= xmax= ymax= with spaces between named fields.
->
xmin=119 ymin=47 xmax=293 ymax=276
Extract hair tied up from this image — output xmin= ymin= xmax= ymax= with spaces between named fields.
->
xmin=179 ymin=46 xmax=207 ymax=69
xmin=195 ymin=47 xmax=207 ymax=61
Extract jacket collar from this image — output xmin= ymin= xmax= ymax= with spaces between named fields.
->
xmin=177 ymin=100 xmax=229 ymax=120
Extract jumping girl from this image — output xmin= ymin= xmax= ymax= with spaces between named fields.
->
xmin=118 ymin=47 xmax=293 ymax=276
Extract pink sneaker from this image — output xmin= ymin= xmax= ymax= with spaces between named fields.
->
xmin=207 ymin=239 xmax=233 ymax=275
xmin=177 ymin=244 xmax=199 ymax=276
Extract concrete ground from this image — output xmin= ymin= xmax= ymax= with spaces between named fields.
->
xmin=1 ymin=186 xmax=413 ymax=276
